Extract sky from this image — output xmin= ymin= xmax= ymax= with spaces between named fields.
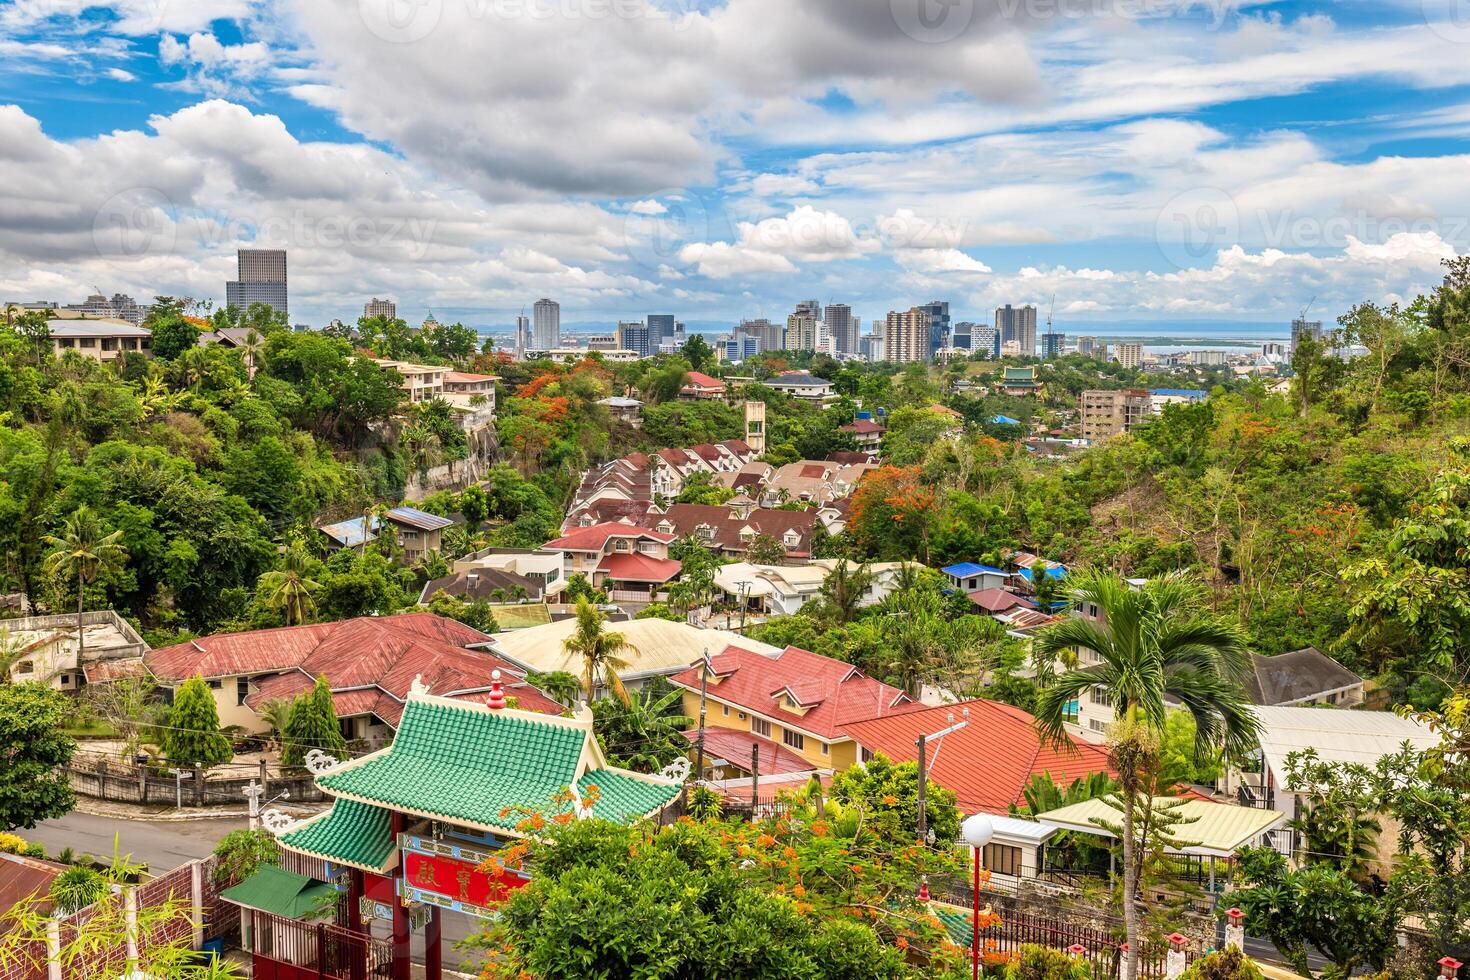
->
xmin=2 ymin=0 xmax=1470 ymax=332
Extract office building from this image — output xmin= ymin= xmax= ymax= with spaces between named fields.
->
xmin=647 ymin=314 xmax=676 ymax=351
xmin=1114 ymin=342 xmax=1143 ymax=370
xmin=918 ymin=301 xmax=950 ymax=358
xmin=1291 ymin=318 xmax=1323 ymax=352
xmin=364 ymin=297 xmax=396 ymax=320
xmin=786 ymin=309 xmax=818 ymax=352
xmin=1261 ymin=342 xmax=1287 ymax=358
xmin=514 ymin=315 xmax=531 ymax=358
xmin=586 ymin=335 xmax=620 ymax=351
xmin=720 ymin=336 xmax=761 ymax=363
xmin=883 ymin=307 xmax=931 ymax=363
xmin=617 ymin=320 xmax=651 ymax=358
xmin=951 ymin=321 xmax=974 ymax=350
xmin=736 ymin=318 xmax=780 ymax=352
xmin=1041 ymin=332 xmax=1065 ymax=360
xmin=225 ymin=248 xmax=288 ymax=317
xmin=1189 ymin=349 xmax=1227 ymax=366
xmin=823 ymin=303 xmax=857 ymax=354
xmin=971 ymin=325 xmax=1001 ymax=359
xmin=995 ymin=304 xmax=1037 ymax=355
xmin=1081 ymin=389 xmax=1152 ymax=442
xmin=533 ymin=298 xmax=560 ymax=349
xmin=1075 ymin=336 xmax=1100 ymax=357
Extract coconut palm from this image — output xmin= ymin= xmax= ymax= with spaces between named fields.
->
xmin=591 ymin=685 xmax=694 ymax=773
xmin=562 ymin=598 xmax=636 ymax=706
xmin=817 ymin=558 xmax=874 ymax=624
xmin=256 ymin=546 xmax=321 ymax=626
xmin=41 ymin=506 xmax=129 ymax=664
xmin=238 ymin=329 xmax=263 ymax=379
xmin=1031 ymin=570 xmax=1257 ymax=980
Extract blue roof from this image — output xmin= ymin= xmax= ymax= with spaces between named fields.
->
xmin=991 ymin=415 xmax=1022 ymax=426
xmin=1017 ymin=565 xmax=1067 ymax=583
xmin=319 ymin=516 xmax=380 ymax=547
xmin=1150 ymin=389 xmax=1206 ymax=399
xmin=942 ymin=562 xmax=1007 ymax=578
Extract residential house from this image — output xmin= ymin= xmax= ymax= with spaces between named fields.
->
xmin=371 ymin=359 xmax=446 ymax=403
xmin=1244 ymin=648 xmax=1364 ymax=708
xmin=653 ymin=502 xmax=818 ymax=560
xmin=540 ymin=522 xmax=679 ymax=600
xmin=764 ymin=372 xmax=838 ymax=406
xmin=417 ymin=565 xmax=547 ymax=605
xmin=840 ymin=418 xmax=885 ymax=454
xmin=318 ymin=507 xmax=457 ymax=564
xmin=596 ymin=395 xmax=643 ymax=425
xmin=490 ymin=618 xmax=781 ymax=701
xmin=762 ymin=459 xmax=874 ymax=507
xmin=679 ymin=371 xmax=726 ymax=400
xmin=450 ymin=547 xmax=567 ymax=596
xmin=941 ymin=562 xmax=1010 ymax=593
xmin=714 ymin=559 xmax=919 ymax=618
xmin=1 ymin=611 xmax=147 ymax=692
xmin=714 ymin=460 xmax=776 ymax=495
xmin=965 ymin=588 xmax=1037 ymax=617
xmin=47 ymin=320 xmax=152 ymax=361
xmin=668 ymin=644 xmax=926 ymax=772
xmin=442 ymin=372 xmax=497 ymax=413
xmin=144 ymin=613 xmax=563 ymax=741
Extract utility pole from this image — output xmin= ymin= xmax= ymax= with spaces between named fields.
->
xmin=690 ymin=648 xmax=711 ymax=806
xmin=243 ymin=781 xmax=264 ymax=830
xmin=750 ymin=744 xmax=759 ymax=820
xmin=916 ymin=734 xmax=928 ymax=843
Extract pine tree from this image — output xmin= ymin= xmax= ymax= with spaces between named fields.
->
xmin=281 ymin=675 xmax=347 ymax=768
xmin=162 ymin=675 xmax=232 ymax=770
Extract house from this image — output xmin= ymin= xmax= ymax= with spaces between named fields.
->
xmin=143 ymin=613 xmax=564 ymax=742
xmin=965 ymin=588 xmax=1037 ymax=617
xmin=1 ymin=611 xmax=148 ymax=692
xmin=449 ymin=547 xmax=567 ymax=597
xmin=47 ymin=320 xmax=152 ymax=361
xmin=653 ymin=502 xmax=818 ymax=559
xmin=490 ymin=618 xmax=781 ymax=701
xmin=1244 ymin=648 xmax=1364 ymax=708
xmin=840 ymin=418 xmax=885 ymax=454
xmin=999 ymin=366 xmax=1040 ymax=395
xmin=370 ymin=358 xmax=446 ymax=403
xmin=596 ymin=395 xmax=643 ymax=425
xmin=318 ymin=507 xmax=457 ymax=564
xmin=762 ymin=459 xmax=874 ymax=507
xmin=764 ymin=372 xmax=838 ymax=406
xmin=679 ymin=371 xmax=726 ymax=400
xmin=941 ymin=562 xmax=1009 ymax=593
xmin=417 ymin=565 xmax=547 ymax=605
xmin=714 ymin=460 xmax=776 ymax=495
xmin=442 ymin=372 xmax=498 ymax=413
xmin=843 ymin=699 xmax=1113 ymax=884
xmin=540 ymin=522 xmax=678 ymax=597
xmin=667 ymin=644 xmax=926 ymax=772
xmin=713 ymin=559 xmax=918 ymax=618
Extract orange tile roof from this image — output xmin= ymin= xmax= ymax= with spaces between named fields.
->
xmin=841 ymin=699 xmax=1113 ymax=814
xmin=598 ymin=553 xmax=682 ymax=583
xmin=543 ymin=522 xmax=675 ymax=552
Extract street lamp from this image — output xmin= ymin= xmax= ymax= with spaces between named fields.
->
xmin=961 ymin=814 xmax=995 ymax=980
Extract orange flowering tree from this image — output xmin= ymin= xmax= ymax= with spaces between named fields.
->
xmin=848 ymin=465 xmax=939 ymax=562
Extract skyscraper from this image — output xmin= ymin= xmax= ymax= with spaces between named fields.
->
xmin=617 ymin=320 xmax=651 ymax=357
xmin=514 ymin=314 xmax=530 ymax=358
xmin=884 ymin=308 xmax=931 ymax=363
xmin=918 ymin=300 xmax=950 ymax=357
xmin=971 ymin=325 xmax=1001 ymax=359
xmin=995 ymin=304 xmax=1037 ymax=355
xmin=823 ymin=303 xmax=856 ymax=354
xmin=1075 ymin=335 xmax=1100 ymax=357
xmin=1114 ymin=342 xmax=1143 ymax=369
xmin=225 ymin=248 xmax=288 ymax=317
xmin=952 ymin=321 xmax=974 ymax=350
xmin=533 ymin=298 xmax=560 ymax=349
xmin=1291 ymin=317 xmax=1323 ymax=352
xmin=364 ymin=297 xmax=396 ymax=320
xmin=1041 ymin=332 xmax=1065 ymax=359
xmin=786 ymin=308 xmax=818 ymax=351
xmin=737 ymin=318 xmax=780 ymax=352
xmin=646 ymin=314 xmax=675 ymax=351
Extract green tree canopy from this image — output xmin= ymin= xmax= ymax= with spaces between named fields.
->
xmin=162 ymin=675 xmax=232 ymax=770
xmin=0 ymin=683 xmax=77 ymax=830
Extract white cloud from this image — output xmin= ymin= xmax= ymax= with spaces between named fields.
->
xmin=676 ymin=242 xmax=799 ymax=279
xmin=104 ymin=67 xmax=137 ymax=81
xmin=626 ymin=200 xmax=668 ymax=216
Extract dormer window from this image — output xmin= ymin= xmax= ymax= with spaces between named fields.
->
xmin=783 ymin=530 xmax=800 ymax=546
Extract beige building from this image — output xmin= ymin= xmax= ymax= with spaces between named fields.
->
xmin=883 ymin=308 xmax=931 ymax=363
xmin=1080 ymin=388 xmax=1152 ymax=442
xmin=363 ymin=297 xmax=396 ymax=320
xmin=1114 ymin=342 xmax=1143 ymax=369
xmin=2 ymin=611 xmax=147 ymax=692
xmin=47 ymin=321 xmax=152 ymax=361
xmin=371 ymin=358 xmax=446 ymax=402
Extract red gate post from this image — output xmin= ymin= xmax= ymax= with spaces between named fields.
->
xmin=390 ymin=813 xmax=411 ymax=980
xmin=425 ymin=906 xmax=442 ymax=980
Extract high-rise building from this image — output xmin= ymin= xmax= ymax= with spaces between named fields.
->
xmin=884 ymin=308 xmax=931 ymax=363
xmin=646 ymin=314 xmax=675 ymax=350
xmin=1081 ymin=389 xmax=1152 ymax=442
xmin=995 ymin=304 xmax=1037 ymax=355
xmin=514 ymin=315 xmax=530 ymax=358
xmin=1114 ymin=342 xmax=1143 ymax=370
xmin=786 ymin=309 xmax=818 ymax=351
xmin=918 ymin=300 xmax=950 ymax=357
xmin=971 ymin=325 xmax=1001 ymax=359
xmin=736 ymin=318 xmax=779 ymax=352
xmin=226 ymin=248 xmax=288 ymax=317
xmin=952 ymin=321 xmax=974 ymax=350
xmin=364 ymin=297 xmax=396 ymax=320
xmin=1261 ymin=341 xmax=1287 ymax=358
xmin=1075 ymin=335 xmax=1100 ymax=357
xmin=1291 ymin=317 xmax=1323 ymax=352
xmin=823 ymin=303 xmax=857 ymax=354
xmin=1041 ymin=332 xmax=1065 ymax=360
xmin=66 ymin=292 xmax=146 ymax=324
xmin=617 ymin=320 xmax=651 ymax=358
xmin=533 ymin=298 xmax=560 ymax=349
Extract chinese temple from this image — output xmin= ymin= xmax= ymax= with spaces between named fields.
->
xmin=226 ymin=672 xmax=683 ymax=980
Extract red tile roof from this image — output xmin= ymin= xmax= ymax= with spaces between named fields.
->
xmin=842 ymin=419 xmax=885 ymax=434
xmin=682 ymin=371 xmax=725 ymax=390
xmin=683 ymin=728 xmax=816 ymax=775
xmin=669 ymin=645 xmax=922 ymax=741
xmin=598 ymin=553 xmax=682 ymax=583
xmin=841 ymin=699 xmax=1113 ymax=814
xmin=966 ymin=588 xmax=1037 ymax=614
xmin=654 ymin=503 xmax=816 ymax=556
xmin=543 ymin=522 xmax=675 ymax=552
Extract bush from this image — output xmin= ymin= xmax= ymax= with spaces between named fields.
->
xmin=50 ymin=866 xmax=108 ymax=914
xmin=1005 ymin=944 xmax=1093 ymax=980
xmin=0 ymin=832 xmax=27 ymax=854
xmin=1179 ymin=948 xmax=1262 ymax=980
xmin=211 ymin=828 xmax=280 ymax=887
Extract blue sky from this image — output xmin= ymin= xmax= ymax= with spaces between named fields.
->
xmin=2 ymin=0 xmax=1469 ymax=332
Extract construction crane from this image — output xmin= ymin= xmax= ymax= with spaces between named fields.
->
xmin=1298 ymin=296 xmax=1315 ymax=322
xmin=1046 ymin=293 xmax=1055 ymax=332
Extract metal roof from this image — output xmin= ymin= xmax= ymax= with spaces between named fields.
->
xmin=385 ymin=506 xmax=456 ymax=532
xmin=1252 ymin=706 xmax=1437 ymax=785
xmin=1037 ymin=796 xmax=1286 ymax=857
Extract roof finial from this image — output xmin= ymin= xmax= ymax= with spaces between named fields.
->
xmin=487 ymin=669 xmax=506 ymax=710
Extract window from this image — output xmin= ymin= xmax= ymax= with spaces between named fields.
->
xmin=237 ymin=678 xmax=250 ymax=706
xmin=861 ymin=747 xmax=874 ymax=763
xmin=60 ymin=674 xmax=71 ymax=686
xmin=751 ymin=717 xmax=771 ymax=738
xmin=722 ymin=705 xmax=728 ymax=716
xmin=79 ymin=337 xmax=96 ymax=348
xmin=983 ymin=843 xmax=1023 ymax=877
xmin=207 ymin=679 xmax=223 ymax=690
xmin=782 ymin=729 xmax=805 ymax=751
xmin=1089 ymin=719 xmax=1107 ymax=733
xmin=16 ymin=660 xmax=33 ymax=674
xmin=1091 ymin=686 xmax=1113 ymax=708
xmin=821 ymin=742 xmax=828 ymax=755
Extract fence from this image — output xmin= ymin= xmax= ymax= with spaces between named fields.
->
xmin=63 ymin=751 xmax=330 ymax=809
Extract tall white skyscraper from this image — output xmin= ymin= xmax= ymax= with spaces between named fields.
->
xmin=995 ymin=304 xmax=1037 ymax=355
xmin=1114 ymin=342 xmax=1143 ymax=369
xmin=514 ymin=314 xmax=530 ymax=358
xmin=364 ymin=297 xmax=396 ymax=320
xmin=532 ymin=298 xmax=560 ymax=349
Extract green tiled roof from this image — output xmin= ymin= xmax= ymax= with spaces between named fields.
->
xmin=577 ymin=769 xmax=680 ymax=825
xmin=280 ymin=798 xmax=396 ymax=872
xmin=220 ymin=865 xmax=338 ymax=919
xmin=315 ymin=697 xmax=675 ymax=835
xmin=933 ymin=904 xmax=972 ymax=946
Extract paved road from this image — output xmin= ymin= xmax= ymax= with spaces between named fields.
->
xmin=25 ymin=810 xmax=247 ymax=872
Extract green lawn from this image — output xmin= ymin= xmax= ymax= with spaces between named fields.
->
xmin=488 ymin=603 xmax=553 ymax=630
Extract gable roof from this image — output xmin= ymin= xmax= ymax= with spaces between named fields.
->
xmin=682 ymin=371 xmax=725 ymax=389
xmin=543 ymin=522 xmax=675 ymax=552
xmin=598 ymin=553 xmax=682 ymax=583
xmin=942 ymin=562 xmax=1007 ymax=579
xmin=842 ymin=419 xmax=885 ymax=434
xmin=656 ymin=503 xmax=817 ymax=556
xmin=1244 ymin=648 xmax=1362 ymax=705
xmin=1251 ymin=706 xmax=1437 ymax=781
xmin=966 ymin=588 xmax=1037 ymax=614
xmin=842 ymin=699 xmax=1113 ymax=814
xmin=221 ymin=864 xmax=342 ymax=917
xmin=669 ymin=645 xmax=921 ymax=741
xmin=766 ymin=372 xmax=830 ymax=387
xmin=1037 ymin=797 xmax=1285 ymax=858
xmin=419 ymin=566 xmax=544 ymax=604
xmin=0 ymin=853 xmax=64 ymax=920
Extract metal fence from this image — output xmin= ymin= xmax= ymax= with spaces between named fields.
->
xmin=63 ymin=752 xmax=330 ymax=808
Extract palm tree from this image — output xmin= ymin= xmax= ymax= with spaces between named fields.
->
xmin=818 ymin=559 xmax=874 ymax=624
xmin=0 ymin=628 xmax=29 ymax=684
xmin=42 ymin=506 xmax=129 ymax=664
xmin=238 ymin=329 xmax=263 ymax=379
xmin=256 ymin=546 xmax=321 ymax=626
xmin=591 ymin=686 xmax=694 ymax=773
xmin=562 ymin=598 xmax=636 ymax=706
xmin=1031 ymin=571 xmax=1257 ymax=980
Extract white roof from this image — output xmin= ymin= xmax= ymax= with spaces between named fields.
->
xmin=969 ymin=813 xmax=1058 ymax=846
xmin=1253 ymin=706 xmax=1438 ymax=785
xmin=1038 ymin=797 xmax=1286 ymax=858
xmin=47 ymin=321 xmax=150 ymax=337
xmin=488 ymin=618 xmax=781 ymax=679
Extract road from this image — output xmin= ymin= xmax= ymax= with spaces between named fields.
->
xmin=25 ymin=809 xmax=247 ymax=872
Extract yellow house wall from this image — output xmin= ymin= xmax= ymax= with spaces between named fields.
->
xmin=679 ymin=688 xmax=854 ymax=771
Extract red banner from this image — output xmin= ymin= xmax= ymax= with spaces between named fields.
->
xmin=401 ymin=850 xmax=528 ymax=908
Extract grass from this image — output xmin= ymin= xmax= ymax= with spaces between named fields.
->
xmin=487 ymin=603 xmax=553 ymax=630
xmin=64 ymin=720 xmax=120 ymax=739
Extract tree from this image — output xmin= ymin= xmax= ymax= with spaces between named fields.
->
xmin=828 ymin=753 xmax=960 ymax=845
xmin=562 ymin=599 xmax=635 ymax=706
xmin=148 ymin=312 xmax=202 ymax=361
xmin=211 ymin=828 xmax=280 ymax=887
xmin=281 ymin=675 xmax=347 ymax=768
xmin=590 ymin=684 xmax=692 ymax=773
xmin=256 ymin=544 xmax=321 ymax=626
xmin=744 ymin=533 xmax=787 ymax=566
xmin=1031 ymin=571 xmax=1257 ymax=980
xmin=41 ymin=505 xmax=128 ymax=664
xmin=527 ymin=670 xmax=582 ymax=708
xmin=681 ymin=334 xmax=713 ymax=371
xmin=817 ymin=559 xmax=874 ymax=624
xmin=162 ymin=675 xmax=232 ymax=771
xmin=0 ymin=683 xmax=77 ymax=830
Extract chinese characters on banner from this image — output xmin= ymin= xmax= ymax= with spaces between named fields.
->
xmin=401 ymin=849 xmax=528 ymax=915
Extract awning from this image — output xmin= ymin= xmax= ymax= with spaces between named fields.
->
xmin=1035 ymin=796 xmax=1285 ymax=858
xmin=220 ymin=865 xmax=339 ymax=919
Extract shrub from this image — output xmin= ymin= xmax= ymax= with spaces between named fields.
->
xmin=1005 ymin=944 xmax=1093 ymax=980
xmin=0 ymin=832 xmax=27 ymax=854
xmin=1179 ymin=948 xmax=1263 ymax=980
xmin=211 ymin=828 xmax=281 ymax=887
xmin=50 ymin=866 xmax=108 ymax=914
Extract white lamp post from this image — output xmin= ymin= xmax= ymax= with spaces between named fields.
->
xmin=961 ymin=814 xmax=995 ymax=980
